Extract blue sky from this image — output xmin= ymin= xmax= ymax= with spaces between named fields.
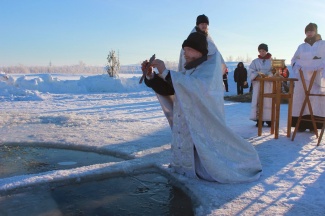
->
xmin=1 ymin=0 xmax=325 ymax=67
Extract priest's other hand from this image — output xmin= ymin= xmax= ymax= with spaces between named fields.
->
xmin=151 ymin=59 xmax=166 ymax=74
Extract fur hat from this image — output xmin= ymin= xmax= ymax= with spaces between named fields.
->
xmin=305 ymin=23 xmax=317 ymax=33
xmin=196 ymin=14 xmax=209 ymax=25
xmin=182 ymin=32 xmax=208 ymax=56
xmin=258 ymin=43 xmax=268 ymax=52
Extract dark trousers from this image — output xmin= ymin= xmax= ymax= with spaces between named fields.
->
xmin=236 ymin=82 xmax=243 ymax=95
xmin=223 ymin=80 xmax=228 ymax=92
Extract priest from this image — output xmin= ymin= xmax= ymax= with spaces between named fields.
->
xmin=142 ymin=32 xmax=262 ymax=183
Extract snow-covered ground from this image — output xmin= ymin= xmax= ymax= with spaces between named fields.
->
xmin=0 ymin=70 xmax=324 ymax=215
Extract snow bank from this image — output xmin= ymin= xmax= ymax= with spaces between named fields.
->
xmin=0 ymin=73 xmax=150 ymax=101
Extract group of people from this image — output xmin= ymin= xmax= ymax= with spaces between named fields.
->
xmin=140 ymin=14 xmax=324 ymax=183
xmin=222 ymin=63 xmax=248 ymax=95
xmin=249 ymin=23 xmax=325 ymax=130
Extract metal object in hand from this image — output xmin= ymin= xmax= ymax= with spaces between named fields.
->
xmin=139 ymin=54 xmax=155 ymax=84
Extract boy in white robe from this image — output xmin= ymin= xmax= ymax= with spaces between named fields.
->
xmin=249 ymin=43 xmax=273 ymax=127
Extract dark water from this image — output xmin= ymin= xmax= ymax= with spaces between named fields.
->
xmin=0 ymin=145 xmax=195 ymax=215
xmin=0 ymin=172 xmax=194 ymax=216
xmin=0 ymin=145 xmax=123 ymax=178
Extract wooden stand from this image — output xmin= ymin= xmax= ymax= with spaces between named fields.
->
xmin=291 ymin=70 xmax=325 ymax=146
xmin=257 ymin=77 xmax=298 ymax=139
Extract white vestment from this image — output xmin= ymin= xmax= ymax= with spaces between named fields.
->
xmin=291 ymin=40 xmax=325 ymax=117
xmin=157 ymin=27 xmax=226 ymax=127
xmin=249 ymin=58 xmax=273 ymax=121
xmin=164 ymin=53 xmax=262 ymax=183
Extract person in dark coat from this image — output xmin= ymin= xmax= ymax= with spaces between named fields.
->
xmin=223 ymin=68 xmax=229 ymax=92
xmin=233 ymin=62 xmax=247 ymax=95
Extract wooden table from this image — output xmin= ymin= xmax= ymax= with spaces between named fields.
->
xmin=257 ymin=76 xmax=298 ymax=139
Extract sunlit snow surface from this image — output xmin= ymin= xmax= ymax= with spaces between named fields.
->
xmin=0 ymin=70 xmax=324 ymax=216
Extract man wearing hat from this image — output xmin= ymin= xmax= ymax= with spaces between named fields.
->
xmin=196 ymin=14 xmax=209 ymax=34
xmin=249 ymin=43 xmax=273 ymax=127
xmin=141 ymin=32 xmax=262 ymax=183
xmin=178 ymin=14 xmax=226 ymax=73
xmin=291 ymin=22 xmax=325 ymax=132
xmin=145 ymin=15 xmax=227 ymax=128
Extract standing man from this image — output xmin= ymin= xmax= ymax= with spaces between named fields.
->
xmin=234 ymin=62 xmax=248 ymax=95
xmin=142 ymin=32 xmax=262 ymax=183
xmin=291 ymin=23 xmax=325 ymax=132
xmin=178 ymin=14 xmax=226 ymax=73
xmin=223 ymin=67 xmax=229 ymax=92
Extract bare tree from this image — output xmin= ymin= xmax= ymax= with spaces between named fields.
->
xmin=226 ymin=55 xmax=234 ymax=62
xmin=235 ymin=56 xmax=245 ymax=62
xmin=106 ymin=50 xmax=120 ymax=77
xmin=225 ymin=55 xmax=252 ymax=63
xmin=48 ymin=61 xmax=52 ymax=73
xmin=245 ymin=54 xmax=252 ymax=63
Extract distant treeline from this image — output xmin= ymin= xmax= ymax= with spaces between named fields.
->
xmin=0 ymin=64 xmax=106 ymax=74
xmin=0 ymin=60 xmax=178 ymax=74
